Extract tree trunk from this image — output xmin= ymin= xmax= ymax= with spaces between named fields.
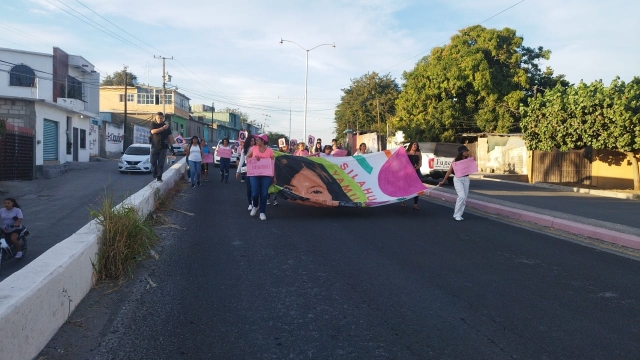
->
xmin=628 ymin=151 xmax=640 ymax=191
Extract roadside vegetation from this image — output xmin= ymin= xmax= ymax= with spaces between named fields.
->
xmin=90 ymin=181 xmax=184 ymax=282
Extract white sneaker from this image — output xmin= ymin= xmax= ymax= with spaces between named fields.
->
xmin=250 ymin=207 xmax=258 ymax=217
xmin=259 ymin=213 xmax=267 ymax=221
xmin=454 ymin=216 xmax=464 ymax=221
xmin=266 ymin=199 xmax=271 ymax=205
xmin=14 ymin=251 xmax=23 ymax=259
xmin=248 ymin=204 xmax=253 ymax=211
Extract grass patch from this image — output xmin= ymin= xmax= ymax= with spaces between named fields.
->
xmin=90 ymin=193 xmax=158 ymax=282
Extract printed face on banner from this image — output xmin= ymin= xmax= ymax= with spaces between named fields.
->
xmin=307 ymin=135 xmax=315 ymax=147
xmin=278 ymin=138 xmax=286 ymax=148
xmin=289 ymin=139 xmax=298 ymax=148
xmin=238 ymin=131 xmax=247 ymax=142
xmin=174 ymin=135 xmax=185 ymax=145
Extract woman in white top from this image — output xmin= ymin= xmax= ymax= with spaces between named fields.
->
xmin=354 ymin=143 xmax=369 ymax=155
xmin=185 ymin=136 xmax=204 ymax=188
xmin=236 ymin=136 xmax=256 ymax=210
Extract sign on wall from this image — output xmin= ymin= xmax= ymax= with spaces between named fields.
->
xmin=133 ymin=124 xmax=151 ymax=145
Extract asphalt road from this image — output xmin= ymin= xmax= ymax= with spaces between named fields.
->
xmin=47 ymin=174 xmax=640 ymax=359
xmin=0 ymin=157 xmax=184 ymax=280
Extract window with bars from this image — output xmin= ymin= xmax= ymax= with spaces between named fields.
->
xmin=119 ymin=93 xmax=135 ymax=102
xmin=9 ymin=65 xmax=36 ymax=87
xmin=80 ymin=129 xmax=86 ymax=149
xmin=137 ymin=93 xmax=154 ymax=104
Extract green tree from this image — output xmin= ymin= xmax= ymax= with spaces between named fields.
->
xmin=334 ymin=72 xmax=401 ymax=137
xmin=101 ymin=70 xmax=138 ymax=86
xmin=392 ymin=25 xmax=565 ymax=142
xmin=522 ymin=77 xmax=640 ymax=190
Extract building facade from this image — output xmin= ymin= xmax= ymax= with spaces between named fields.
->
xmin=0 ymin=47 xmax=99 ymax=178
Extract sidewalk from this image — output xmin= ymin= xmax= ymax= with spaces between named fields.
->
xmin=423 ymin=175 xmax=640 ymax=251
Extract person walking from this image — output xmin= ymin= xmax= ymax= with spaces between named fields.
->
xmin=216 ymin=137 xmax=232 ymax=183
xmin=312 ymin=140 xmax=322 ymax=154
xmin=149 ymin=112 xmax=175 ymax=182
xmin=439 ymin=145 xmax=471 ymax=221
xmin=0 ymin=197 xmax=24 ymax=258
xmin=401 ymin=141 xmax=422 ymax=210
xmin=185 ymin=136 xmax=204 ymax=189
xmin=236 ymin=136 xmax=256 ymax=210
xmin=246 ymin=134 xmax=275 ymax=220
xmin=201 ymin=138 xmax=210 ymax=181
xmin=354 ymin=143 xmax=369 ymax=155
xmin=293 ymin=142 xmax=309 ymax=156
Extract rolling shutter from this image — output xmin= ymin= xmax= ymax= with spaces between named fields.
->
xmin=43 ymin=119 xmax=58 ymax=161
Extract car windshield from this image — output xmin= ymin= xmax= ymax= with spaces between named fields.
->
xmin=125 ymin=146 xmax=150 ymax=155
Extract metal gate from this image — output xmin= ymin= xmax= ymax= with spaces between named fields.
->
xmin=0 ymin=128 xmax=34 ymax=181
xmin=532 ymin=149 xmax=592 ymax=185
xmin=43 ymin=119 xmax=58 ymax=161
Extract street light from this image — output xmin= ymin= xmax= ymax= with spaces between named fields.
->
xmin=277 ymin=95 xmax=303 ymax=143
xmin=279 ymin=38 xmax=335 ymax=143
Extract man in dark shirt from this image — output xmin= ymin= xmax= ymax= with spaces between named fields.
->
xmin=150 ymin=112 xmax=175 ymax=182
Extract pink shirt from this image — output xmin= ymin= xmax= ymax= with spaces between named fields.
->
xmin=294 ymin=149 xmax=309 ymax=156
xmin=251 ymin=145 xmax=274 ymax=159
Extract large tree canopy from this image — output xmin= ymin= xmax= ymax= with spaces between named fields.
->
xmin=522 ymin=77 xmax=640 ymax=189
xmin=334 ymin=72 xmax=401 ymax=137
xmin=391 ymin=25 xmax=567 ymax=142
xmin=101 ymin=70 xmax=138 ymax=86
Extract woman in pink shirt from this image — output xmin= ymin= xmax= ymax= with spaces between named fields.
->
xmin=293 ymin=142 xmax=309 ymax=156
xmin=246 ymin=134 xmax=275 ymax=220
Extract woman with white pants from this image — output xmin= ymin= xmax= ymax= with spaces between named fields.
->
xmin=439 ymin=146 xmax=471 ymax=221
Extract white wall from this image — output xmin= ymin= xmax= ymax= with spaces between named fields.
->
xmin=105 ymin=122 xmax=124 ymax=156
xmin=35 ymin=103 xmax=93 ymax=164
xmin=88 ymin=123 xmax=99 ymax=157
xmin=0 ymin=48 xmax=53 ymax=101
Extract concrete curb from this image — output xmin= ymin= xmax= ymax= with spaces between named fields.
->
xmin=0 ymin=159 xmax=187 ymax=360
xmin=425 ymin=188 xmax=640 ymax=251
xmin=470 ymin=174 xmax=640 ymax=200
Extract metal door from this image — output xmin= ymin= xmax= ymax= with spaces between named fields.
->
xmin=43 ymin=119 xmax=59 ymax=161
xmin=73 ymin=127 xmax=78 ymax=161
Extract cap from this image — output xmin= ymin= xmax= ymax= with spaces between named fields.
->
xmin=156 ymin=112 xmax=164 ymax=116
xmin=458 ymin=145 xmax=469 ymax=153
xmin=254 ymin=134 xmax=269 ymax=143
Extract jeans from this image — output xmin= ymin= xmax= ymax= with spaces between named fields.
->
xmin=244 ymin=173 xmax=252 ymax=204
xmin=250 ymin=176 xmax=272 ymax=214
xmin=188 ymin=160 xmax=202 ymax=185
xmin=151 ymin=149 xmax=167 ymax=179
xmin=220 ymin=158 xmax=231 ymax=182
xmin=453 ymin=176 xmax=470 ymax=218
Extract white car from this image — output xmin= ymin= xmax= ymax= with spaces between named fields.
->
xmin=214 ymin=139 xmax=240 ymax=167
xmin=172 ymin=144 xmax=186 ymax=156
xmin=119 ymin=144 xmax=152 ymax=173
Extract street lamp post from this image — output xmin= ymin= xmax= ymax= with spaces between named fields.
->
xmin=279 ymin=38 xmax=335 ymax=142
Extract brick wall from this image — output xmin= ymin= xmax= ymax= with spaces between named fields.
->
xmin=0 ymin=98 xmax=37 ymax=129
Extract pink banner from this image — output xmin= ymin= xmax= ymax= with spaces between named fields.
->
xmin=202 ymin=153 xmax=213 ymax=163
xmin=247 ymin=157 xmax=274 ymax=176
xmin=332 ymin=149 xmax=348 ymax=157
xmin=452 ymin=157 xmax=478 ymax=177
xmin=217 ymin=147 xmax=232 ymax=158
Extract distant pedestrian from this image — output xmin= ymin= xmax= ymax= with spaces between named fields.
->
xmin=217 ymin=137 xmax=232 ymax=183
xmin=149 ymin=112 xmax=175 ymax=182
xmin=440 ymin=145 xmax=471 ymax=221
xmin=201 ymin=138 xmax=210 ymax=181
xmin=322 ymin=145 xmax=333 ymax=156
xmin=401 ymin=141 xmax=422 ymax=210
xmin=236 ymin=136 xmax=256 ymax=210
xmin=246 ymin=134 xmax=275 ymax=220
xmin=293 ymin=142 xmax=309 ymax=156
xmin=1 ymin=197 xmax=24 ymax=258
xmin=354 ymin=143 xmax=369 ymax=155
xmin=312 ymin=139 xmax=323 ymax=154
xmin=186 ymin=136 xmax=204 ymax=189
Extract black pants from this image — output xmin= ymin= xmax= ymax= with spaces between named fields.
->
xmin=151 ymin=149 xmax=167 ymax=178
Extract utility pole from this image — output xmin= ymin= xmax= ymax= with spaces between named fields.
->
xmin=154 ymin=55 xmax=173 ymax=114
xmin=211 ymin=102 xmax=215 ymax=143
xmin=261 ymin=114 xmax=271 ymax=133
xmin=376 ymin=98 xmax=381 ymax=133
xmin=123 ymin=65 xmax=128 ymax=148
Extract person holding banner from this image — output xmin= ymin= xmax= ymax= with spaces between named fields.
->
xmin=200 ymin=138 xmax=210 ymax=181
xmin=185 ymin=136 xmax=204 ymax=188
xmin=354 ymin=143 xmax=369 ymax=156
xmin=246 ymin=134 xmax=275 ymax=220
xmin=401 ymin=142 xmax=422 ymax=210
xmin=236 ymin=136 xmax=256 ymax=210
xmin=216 ymin=138 xmax=233 ymax=183
xmin=439 ymin=145 xmax=471 ymax=221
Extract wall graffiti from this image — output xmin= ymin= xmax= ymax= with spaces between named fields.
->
xmin=107 ymin=132 xmax=123 ymax=144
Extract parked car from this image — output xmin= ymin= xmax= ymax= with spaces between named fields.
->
xmin=172 ymin=144 xmax=186 ymax=156
xmin=119 ymin=144 xmax=152 ymax=173
xmin=213 ymin=139 xmax=240 ymax=167
xmin=405 ymin=142 xmax=459 ymax=184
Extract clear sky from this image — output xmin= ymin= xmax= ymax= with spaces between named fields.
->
xmin=1 ymin=0 xmax=638 ymax=143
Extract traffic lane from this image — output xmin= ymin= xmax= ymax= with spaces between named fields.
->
xmin=94 ymin=180 xmax=640 ymax=359
xmin=0 ymin=159 xmax=177 ymax=280
xmin=460 ymin=178 xmax=639 ymax=228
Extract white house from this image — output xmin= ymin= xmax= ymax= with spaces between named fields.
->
xmin=0 ymin=47 xmax=99 ymax=177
